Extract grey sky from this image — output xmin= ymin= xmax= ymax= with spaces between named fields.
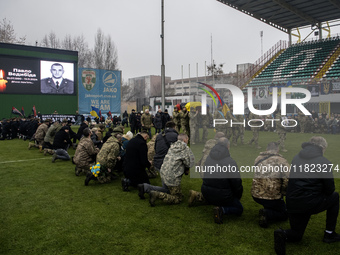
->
xmin=4 ymin=0 xmax=340 ymax=82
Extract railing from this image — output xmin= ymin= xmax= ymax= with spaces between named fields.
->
xmin=237 ymin=40 xmax=288 ymax=87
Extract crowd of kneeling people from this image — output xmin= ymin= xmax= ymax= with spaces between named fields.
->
xmin=18 ymin=118 xmax=340 ymax=255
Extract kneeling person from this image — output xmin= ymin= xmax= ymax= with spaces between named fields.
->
xmin=147 ymin=133 xmax=195 ymax=206
xmin=188 ymin=138 xmax=243 ymax=224
xmin=251 ymin=142 xmax=290 ymax=228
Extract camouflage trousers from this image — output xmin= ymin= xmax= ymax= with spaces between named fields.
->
xmin=249 ymin=128 xmax=259 ymax=145
xmin=277 ymin=132 xmax=286 ymax=150
xmin=190 ymin=126 xmax=200 ymax=144
xmin=175 ymin=124 xmax=181 ymax=133
xmin=146 ymin=165 xmax=158 ymax=179
xmin=202 ymin=125 xmax=209 ymax=143
xmin=192 ymin=191 xmax=205 ymax=203
xmin=232 ymin=127 xmax=239 ymax=145
xmin=156 ymin=185 xmax=183 ymax=204
xmin=226 ymin=127 xmax=233 ymax=140
xmin=182 ymin=124 xmax=190 ymax=137
xmin=75 ymin=163 xmax=93 ymax=175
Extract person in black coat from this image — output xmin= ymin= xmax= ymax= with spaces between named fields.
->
xmin=162 ymin=109 xmax=171 ymax=130
xmin=52 ymin=126 xmax=72 ymax=162
xmin=75 ymin=121 xmax=88 ymax=143
xmin=153 ymin=121 xmax=178 ymax=171
xmin=129 ymin=109 xmax=137 ymax=134
xmin=153 ymin=109 xmax=163 ymax=134
xmin=274 ymin=136 xmax=340 ymax=255
xmin=122 ymin=131 xmax=151 ymax=191
xmin=189 ymin=138 xmax=243 ymax=224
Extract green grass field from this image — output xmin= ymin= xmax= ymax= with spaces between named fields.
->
xmin=1 ymin=128 xmax=340 ymax=254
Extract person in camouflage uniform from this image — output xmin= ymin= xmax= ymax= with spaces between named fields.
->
xmin=251 ymin=142 xmax=290 ymax=228
xmin=297 ymin=111 xmax=306 ymax=133
xmin=275 ymin=112 xmax=288 ymax=152
xmin=263 ymin=115 xmax=273 ymax=132
xmin=88 ymin=133 xmax=122 ymax=184
xmin=74 ymin=128 xmax=100 ymax=176
xmin=247 ymin=110 xmax=262 ymax=149
xmin=189 ymin=107 xmax=200 ymax=144
xmin=180 ymin=107 xmax=190 ymax=137
xmin=141 ymin=109 xmax=153 ymax=138
xmin=201 ymin=105 xmax=212 ymax=143
xmin=234 ymin=114 xmax=245 ymax=145
xmin=172 ymin=106 xmax=181 ymax=133
xmin=225 ymin=105 xmax=238 ymax=144
xmin=28 ymin=119 xmax=50 ymax=151
xmin=43 ymin=120 xmax=62 ymax=155
xmin=148 ymin=133 xmax=195 ymax=206
xmin=317 ymin=115 xmax=327 ymax=134
xmin=213 ymin=105 xmax=226 ymax=137
xmin=146 ymin=133 xmax=159 ymax=178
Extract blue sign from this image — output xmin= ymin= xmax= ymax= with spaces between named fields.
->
xmin=78 ymin=68 xmax=121 ymax=115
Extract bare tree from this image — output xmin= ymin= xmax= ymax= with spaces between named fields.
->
xmin=61 ymin=34 xmax=73 ymax=50
xmin=0 ymin=18 xmax=26 ymax=44
xmin=40 ymin=31 xmax=60 ymax=48
xmin=93 ymin=28 xmax=118 ymax=70
xmin=207 ymin=63 xmax=224 ymax=78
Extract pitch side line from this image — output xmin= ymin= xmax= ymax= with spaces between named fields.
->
xmin=1 ymin=157 xmax=51 ymax=164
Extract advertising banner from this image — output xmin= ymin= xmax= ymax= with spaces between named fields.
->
xmin=78 ymin=68 xmax=121 ymax=115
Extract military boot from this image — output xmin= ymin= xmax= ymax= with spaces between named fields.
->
xmin=188 ymin=190 xmax=199 ymax=207
xmin=85 ymin=173 xmax=97 ymax=186
xmin=28 ymin=143 xmax=34 ymax=150
xmin=149 ymin=191 xmax=159 ymax=207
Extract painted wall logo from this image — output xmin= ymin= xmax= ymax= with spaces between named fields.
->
xmin=103 ymin=71 xmax=118 ymax=93
xmin=81 ymin=69 xmax=96 ymax=91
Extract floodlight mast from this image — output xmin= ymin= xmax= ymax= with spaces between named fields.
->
xmin=161 ymin=0 xmax=165 ymax=111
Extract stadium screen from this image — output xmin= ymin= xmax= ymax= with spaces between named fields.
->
xmin=0 ymin=57 xmax=76 ymax=95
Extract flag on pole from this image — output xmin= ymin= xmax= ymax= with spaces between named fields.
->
xmin=21 ymin=107 xmax=25 ymax=117
xmin=90 ymin=106 xmax=100 ymax=118
xmin=32 ymin=105 xmax=37 ymax=117
xmin=12 ymin=107 xmax=23 ymax=117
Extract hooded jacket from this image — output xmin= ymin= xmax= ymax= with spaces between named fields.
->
xmin=286 ymin=142 xmax=335 ymax=213
xmin=201 ymin=143 xmax=243 ymax=206
xmin=153 ymin=128 xmax=178 ymax=170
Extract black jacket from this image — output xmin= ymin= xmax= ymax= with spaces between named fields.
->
xmin=286 ymin=142 xmax=335 ymax=213
xmin=53 ymin=127 xmax=72 ymax=150
xmin=201 ymin=143 xmax=243 ymax=206
xmin=123 ymin=134 xmax=151 ymax=185
xmin=153 ymin=128 xmax=178 ymax=170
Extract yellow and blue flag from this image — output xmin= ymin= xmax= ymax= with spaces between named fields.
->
xmin=90 ymin=106 xmax=100 ymax=118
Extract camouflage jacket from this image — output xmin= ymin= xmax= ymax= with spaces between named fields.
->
xmin=35 ymin=123 xmax=48 ymax=141
xmin=147 ymin=134 xmax=158 ymax=161
xmin=160 ymin=140 xmax=195 ymax=187
xmin=251 ymin=150 xmax=290 ymax=200
xmin=275 ymin=113 xmax=287 ymax=133
xmin=201 ymin=111 xmax=212 ymax=126
xmin=213 ymin=110 xmax=225 ymax=133
xmin=189 ymin=111 xmax=199 ymax=127
xmin=44 ymin=123 xmax=61 ymax=143
xmin=97 ymin=136 xmax=121 ymax=169
xmin=172 ymin=111 xmax=181 ymax=125
xmin=73 ymin=136 xmax=99 ymax=168
xmin=141 ymin=113 xmax=152 ymax=128
xmin=180 ymin=110 xmax=189 ymax=127
xmin=248 ymin=112 xmax=263 ymax=126
xmin=197 ymin=138 xmax=218 ymax=168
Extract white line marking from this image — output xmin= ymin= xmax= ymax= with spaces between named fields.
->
xmin=1 ymin=158 xmax=50 ymax=164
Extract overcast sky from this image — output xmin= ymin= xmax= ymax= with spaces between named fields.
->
xmin=4 ymin=0 xmax=340 ymax=82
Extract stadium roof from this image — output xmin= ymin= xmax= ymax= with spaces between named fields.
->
xmin=216 ymin=0 xmax=340 ymax=33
